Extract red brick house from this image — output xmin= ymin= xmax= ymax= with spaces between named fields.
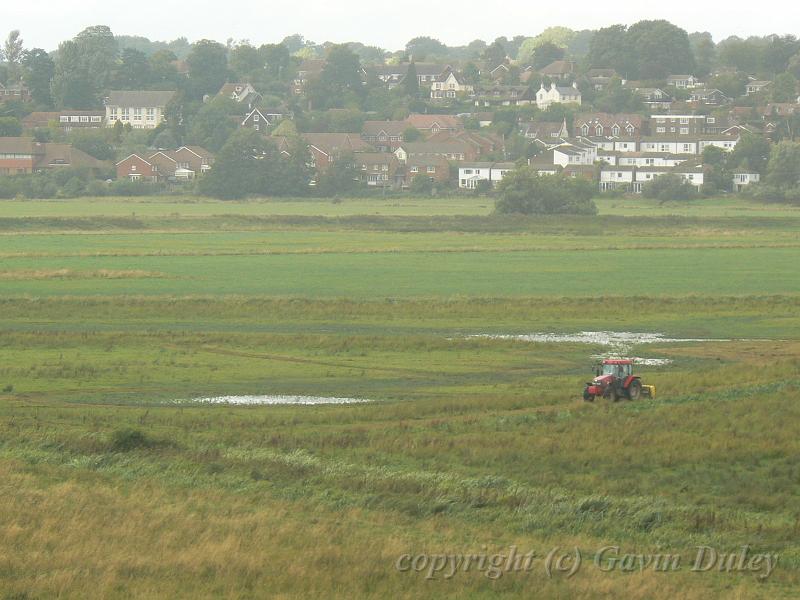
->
xmin=116 ymin=154 xmax=158 ymax=181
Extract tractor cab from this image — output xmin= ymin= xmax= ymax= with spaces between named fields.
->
xmin=600 ymin=360 xmax=632 ymax=379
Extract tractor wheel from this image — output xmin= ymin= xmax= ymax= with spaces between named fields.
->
xmin=583 ymin=389 xmax=595 ymax=402
xmin=628 ymin=380 xmax=642 ymax=401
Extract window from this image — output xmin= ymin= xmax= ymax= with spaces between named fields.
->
xmin=134 ymin=108 xmax=142 ymax=121
xmin=707 ymin=117 xmax=715 ymax=124
xmin=612 ymin=126 xmax=620 ymax=136
xmin=410 ymin=166 xmax=418 ymax=173
xmin=80 ymin=116 xmax=89 ymax=123
xmin=656 ymin=127 xmax=666 ymax=133
xmin=683 ymin=144 xmax=691 ymax=152
xmin=464 ymin=169 xmax=473 ymax=175
xmin=427 ymin=166 xmax=435 ymax=173
xmin=680 ymin=117 xmax=689 ymax=124
xmin=254 ymin=114 xmax=260 ymax=122
xmin=121 ymin=108 xmax=129 ymax=121
xmin=680 ymin=127 xmax=689 ymax=134
xmin=581 ymin=124 xmax=589 ymax=135
xmin=60 ymin=116 xmax=69 ymax=123
xmin=91 ymin=116 xmax=102 ymax=123
xmin=110 ymin=108 xmax=118 ymax=120
xmin=131 ymin=164 xmax=137 ymax=172
xmin=254 ymin=124 xmax=259 ymax=131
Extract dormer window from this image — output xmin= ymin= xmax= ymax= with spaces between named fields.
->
xmin=612 ymin=126 xmax=620 ymax=136
xmin=581 ymin=124 xmax=589 ymax=136
xmin=595 ymin=125 xmax=603 ymax=136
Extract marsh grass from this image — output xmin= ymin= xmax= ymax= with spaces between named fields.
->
xmin=0 ymin=198 xmax=798 ymax=598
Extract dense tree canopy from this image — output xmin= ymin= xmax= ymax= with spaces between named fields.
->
xmin=495 ymin=169 xmax=597 ymax=215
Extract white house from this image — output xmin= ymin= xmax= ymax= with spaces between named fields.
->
xmin=105 ymin=90 xmax=176 ymax=129
xmin=599 ymin=166 xmax=635 ymax=191
xmin=552 ymin=142 xmax=596 ymax=167
xmin=536 ymin=83 xmax=582 ymax=110
xmin=667 ymin=74 xmax=701 ymax=89
xmin=732 ymin=172 xmax=760 ymax=191
xmin=640 ymin=138 xmax=699 ymax=155
xmin=618 ymin=153 xmax=688 ymax=168
xmin=458 ymin=162 xmax=516 ymax=189
xmin=431 ymin=71 xmax=473 ymax=100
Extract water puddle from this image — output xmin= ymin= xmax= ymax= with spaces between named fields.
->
xmin=176 ymin=395 xmax=373 ymax=406
xmin=467 ymin=331 xmax=727 ymax=366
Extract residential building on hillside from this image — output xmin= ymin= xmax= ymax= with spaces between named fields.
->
xmin=536 ymin=83 xmax=582 ymax=110
xmin=631 ymin=87 xmax=673 ymax=110
xmin=430 ymin=71 xmax=473 ymax=100
xmin=520 ymin=119 xmax=569 ymax=141
xmin=116 ymin=146 xmax=214 ymax=181
xmin=0 ymin=138 xmax=107 ymax=174
xmin=746 ymin=80 xmax=771 ymax=95
xmin=361 ymin=120 xmax=408 ymax=152
xmin=404 ymin=114 xmax=463 ymax=134
xmin=538 ymin=60 xmax=576 ymax=81
xmin=404 ymin=156 xmax=451 ymax=186
xmin=0 ymin=81 xmax=31 ymax=102
xmin=473 ymin=85 xmax=536 ymax=107
xmin=573 ymin=113 xmax=643 ymax=138
xmin=22 ymin=110 xmax=105 ymax=132
xmin=586 ymin=69 xmax=620 ymax=91
xmin=292 ymin=59 xmax=325 ymax=95
xmin=105 ymin=90 xmax=176 ymax=129
xmin=395 ymin=140 xmax=471 ymax=162
xmin=458 ymin=162 xmax=515 ymax=188
xmin=301 ymin=133 xmax=373 ymax=172
xmin=667 ymin=75 xmax=702 ymax=89
xmin=241 ymin=107 xmax=288 ymax=132
xmin=217 ymin=82 xmax=262 ymax=110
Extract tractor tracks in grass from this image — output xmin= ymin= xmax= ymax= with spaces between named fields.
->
xmin=169 ymin=343 xmax=448 ymax=378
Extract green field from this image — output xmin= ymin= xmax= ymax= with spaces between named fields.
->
xmin=1 ymin=196 xmax=799 ymax=599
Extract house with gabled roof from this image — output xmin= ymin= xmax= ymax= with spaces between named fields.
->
xmin=538 ymin=60 xmax=576 ymax=81
xmin=361 ymin=120 xmax=408 ymax=152
xmin=404 ymin=114 xmax=463 ymax=134
xmin=745 ymin=80 xmax=771 ymax=96
xmin=520 ymin=119 xmax=569 ymax=141
xmin=430 ymin=70 xmax=473 ymax=100
xmin=241 ymin=108 xmax=288 ymax=133
xmin=301 ymin=133 xmax=374 ymax=172
xmin=573 ymin=113 xmax=643 ymax=138
xmin=217 ymin=82 xmax=262 ymax=110
xmin=536 ymin=82 xmax=582 ymax=110
xmin=586 ymin=68 xmax=619 ymax=91
xmin=394 ymin=140 xmax=473 ymax=163
xmin=667 ymin=75 xmax=702 ymax=89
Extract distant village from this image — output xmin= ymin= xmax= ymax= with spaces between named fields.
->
xmin=0 ymin=22 xmax=799 ymax=199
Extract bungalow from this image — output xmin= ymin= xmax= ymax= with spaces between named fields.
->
xmin=458 ymin=162 xmax=516 ymax=189
xmin=37 ymin=143 xmax=108 ymax=172
xmin=0 ymin=138 xmax=107 ymax=174
xmin=105 ymin=90 xmax=176 ymax=129
xmin=22 ymin=110 xmax=105 ymax=132
xmin=536 ymin=83 xmax=581 ymax=110
xmin=632 ymin=163 xmax=704 ymax=193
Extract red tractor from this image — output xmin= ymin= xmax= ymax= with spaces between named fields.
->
xmin=583 ymin=359 xmax=655 ymax=402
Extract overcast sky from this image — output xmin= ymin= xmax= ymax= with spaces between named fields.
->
xmin=4 ymin=0 xmax=797 ymax=52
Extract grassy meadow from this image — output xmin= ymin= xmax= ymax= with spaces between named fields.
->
xmin=0 ymin=195 xmax=799 ymax=598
